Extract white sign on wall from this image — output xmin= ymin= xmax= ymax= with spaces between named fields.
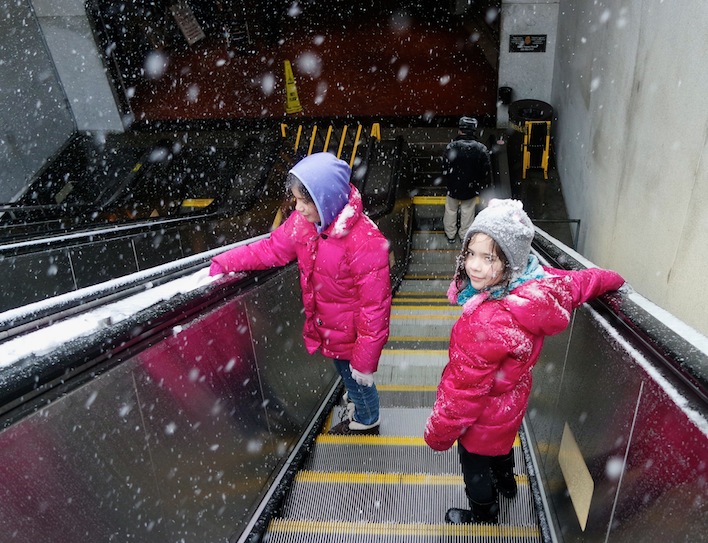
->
xmin=170 ymin=2 xmax=205 ymax=45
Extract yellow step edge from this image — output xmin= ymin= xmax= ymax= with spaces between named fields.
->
xmin=394 ymin=291 xmax=447 ymax=300
xmin=391 ymin=314 xmax=457 ymax=321
xmin=377 ymin=384 xmax=438 ymax=391
xmin=317 ymin=428 xmax=522 ymax=449
xmin=388 ymin=336 xmax=450 ymax=342
xmin=412 ymin=196 xmax=447 ymax=205
xmin=295 ymin=470 xmax=530 ymax=487
xmin=393 ymin=296 xmax=454 ymax=307
xmin=392 ymin=306 xmax=458 ymax=312
xmin=296 ymin=471 xmax=462 ymax=485
xmin=393 ymin=301 xmax=451 ymax=306
xmin=381 ymin=348 xmax=447 ymax=354
xmin=405 ymin=275 xmax=454 ymax=280
xmin=316 ymin=434 xmax=430 ymax=446
xmin=267 ymin=519 xmax=540 ymax=538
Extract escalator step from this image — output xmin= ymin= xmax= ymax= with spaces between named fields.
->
xmin=279 ymin=471 xmax=535 ymax=525
xmin=264 ymin=519 xmax=542 ymax=542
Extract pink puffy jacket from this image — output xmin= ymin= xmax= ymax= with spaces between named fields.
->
xmin=209 ymin=185 xmax=391 ymax=374
xmin=424 ymin=266 xmax=624 ymax=456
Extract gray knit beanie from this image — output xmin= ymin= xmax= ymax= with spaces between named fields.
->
xmin=463 ymin=199 xmax=534 ymax=278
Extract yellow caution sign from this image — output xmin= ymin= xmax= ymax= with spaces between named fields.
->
xmin=370 ymin=122 xmax=381 ymax=141
xmin=284 ymin=60 xmax=303 ymax=114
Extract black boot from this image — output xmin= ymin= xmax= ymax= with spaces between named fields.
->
xmin=492 ymin=468 xmax=517 ymax=498
xmin=471 ymin=498 xmax=499 ymax=524
xmin=491 ymin=451 xmax=517 ymax=499
xmin=445 ymin=499 xmax=499 ymax=525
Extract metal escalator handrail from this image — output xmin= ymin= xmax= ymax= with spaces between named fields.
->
xmin=532 ymin=228 xmax=708 ymax=405
xmin=0 ymin=211 xmax=221 ymax=254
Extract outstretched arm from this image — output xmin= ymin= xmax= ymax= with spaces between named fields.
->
xmin=209 ymin=213 xmax=302 ymax=275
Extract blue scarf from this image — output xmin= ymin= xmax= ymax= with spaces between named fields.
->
xmin=457 ymin=255 xmax=546 ymax=306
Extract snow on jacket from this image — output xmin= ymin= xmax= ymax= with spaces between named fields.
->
xmin=424 ymin=264 xmax=624 ymax=456
xmin=443 ymin=135 xmax=492 ymax=201
xmin=209 ymin=184 xmax=391 ymax=374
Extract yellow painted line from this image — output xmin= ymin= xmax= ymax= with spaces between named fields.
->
xmin=392 ymin=304 xmax=457 ymax=310
xmin=393 ymin=298 xmax=449 ymax=303
xmin=318 ymin=429 xmax=522 ymax=449
xmin=319 ymin=433 xmax=522 ymax=449
xmin=316 ymin=435 xmax=429 ymax=446
xmin=295 ymin=470 xmax=530 ymax=487
xmin=296 ymin=471 xmax=462 ymax=485
xmin=395 ymin=297 xmax=448 ymax=302
xmin=181 ymin=198 xmax=214 ymax=207
xmin=377 ymin=384 xmax=438 ymax=391
xmin=267 ymin=519 xmax=540 ymax=538
xmin=391 ymin=314 xmax=457 ymax=321
xmin=388 ymin=336 xmax=450 ymax=342
xmin=412 ymin=196 xmax=446 ymax=205
xmin=382 ymin=349 xmax=447 ymax=354
xmin=396 ymin=290 xmax=447 ymax=299
xmin=405 ymin=275 xmax=454 ymax=280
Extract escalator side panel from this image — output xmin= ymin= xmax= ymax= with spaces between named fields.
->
xmin=246 ymin=278 xmax=339 ymax=432
xmin=0 ymin=267 xmax=336 ymax=543
xmin=528 ymin=300 xmax=708 ymax=541
xmin=0 ymin=360 xmax=171 ymax=543
xmin=70 ymin=238 xmax=139 ymax=289
xmin=0 ymin=250 xmax=77 ymax=311
xmin=133 ymin=231 xmax=185 ymax=269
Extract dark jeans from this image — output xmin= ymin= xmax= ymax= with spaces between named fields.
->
xmin=457 ymin=443 xmax=514 ymax=505
xmin=332 ymin=359 xmax=380 ymax=425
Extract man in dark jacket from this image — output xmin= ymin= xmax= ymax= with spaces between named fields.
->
xmin=442 ymin=116 xmax=492 ymax=244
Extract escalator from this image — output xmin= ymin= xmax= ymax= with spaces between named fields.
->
xmin=260 ymin=228 xmax=543 ymax=542
xmin=0 ymin=128 xmax=286 ymax=313
xmin=0 ymin=122 xmax=384 ymax=314
xmin=0 ymin=133 xmax=412 ymax=542
xmin=1 ymin=133 xmax=706 ymax=543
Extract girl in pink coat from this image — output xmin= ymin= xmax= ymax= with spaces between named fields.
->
xmin=209 ymin=152 xmax=391 ymax=435
xmin=424 ymin=199 xmax=624 ymax=524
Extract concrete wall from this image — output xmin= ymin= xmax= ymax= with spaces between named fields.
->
xmin=0 ymin=0 xmax=75 ymax=202
xmin=0 ymin=0 xmax=123 ymax=202
xmin=549 ymin=0 xmax=708 ymax=336
xmin=32 ymin=0 xmax=123 ymax=132
xmin=497 ymin=0 xmax=560 ymax=127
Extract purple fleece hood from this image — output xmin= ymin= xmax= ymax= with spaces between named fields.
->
xmin=289 ymin=152 xmax=352 ymax=233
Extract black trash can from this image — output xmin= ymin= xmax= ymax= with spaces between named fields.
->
xmin=508 ymin=99 xmax=553 ymax=128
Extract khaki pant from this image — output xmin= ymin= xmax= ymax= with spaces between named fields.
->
xmin=444 ymin=195 xmax=479 ymax=241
